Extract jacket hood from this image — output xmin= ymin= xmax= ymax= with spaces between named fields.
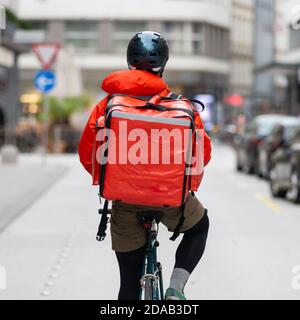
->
xmin=102 ymin=70 xmax=168 ymax=96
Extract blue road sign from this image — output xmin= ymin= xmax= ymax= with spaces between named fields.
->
xmin=34 ymin=70 xmax=56 ymax=93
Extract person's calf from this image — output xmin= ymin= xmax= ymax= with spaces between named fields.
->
xmin=115 ymin=245 xmax=145 ymax=300
xmin=167 ymin=212 xmax=209 ymax=298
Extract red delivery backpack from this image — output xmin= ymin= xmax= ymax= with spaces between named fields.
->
xmin=95 ymin=92 xmax=205 ymax=241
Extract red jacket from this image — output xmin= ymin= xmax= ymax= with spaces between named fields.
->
xmin=78 ymin=70 xmax=212 ymax=184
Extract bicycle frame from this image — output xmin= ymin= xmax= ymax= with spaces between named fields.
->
xmin=139 ymin=215 xmax=164 ymax=300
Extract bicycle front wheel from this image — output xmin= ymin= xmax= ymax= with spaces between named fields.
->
xmin=144 ymin=278 xmax=153 ymax=300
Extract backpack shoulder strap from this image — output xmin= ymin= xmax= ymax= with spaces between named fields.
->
xmin=160 ymin=92 xmax=205 ymax=113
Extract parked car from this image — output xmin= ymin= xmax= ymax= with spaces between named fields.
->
xmin=269 ymin=127 xmax=300 ymax=203
xmin=235 ymin=115 xmax=286 ymax=174
xmin=257 ymin=117 xmax=300 ymax=179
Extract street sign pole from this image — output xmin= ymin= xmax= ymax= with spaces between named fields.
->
xmin=34 ymin=70 xmax=56 ymax=166
xmin=32 ymin=43 xmax=60 ymax=166
xmin=42 ymin=93 xmax=49 ymax=166
xmin=0 ymin=5 xmax=6 ymax=43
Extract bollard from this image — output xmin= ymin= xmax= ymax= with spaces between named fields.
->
xmin=1 ymin=144 xmax=19 ymax=164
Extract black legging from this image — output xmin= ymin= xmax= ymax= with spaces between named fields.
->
xmin=115 ymin=213 xmax=209 ymax=300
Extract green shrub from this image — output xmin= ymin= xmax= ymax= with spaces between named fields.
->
xmin=39 ymin=95 xmax=91 ymax=123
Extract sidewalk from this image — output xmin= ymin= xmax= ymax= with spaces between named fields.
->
xmin=0 ymin=156 xmax=67 ymax=232
xmin=0 ymin=154 xmax=120 ymax=299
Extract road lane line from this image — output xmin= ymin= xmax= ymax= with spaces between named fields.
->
xmin=254 ymin=193 xmax=282 ymax=212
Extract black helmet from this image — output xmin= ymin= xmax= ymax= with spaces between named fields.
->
xmin=127 ymin=31 xmax=169 ymax=76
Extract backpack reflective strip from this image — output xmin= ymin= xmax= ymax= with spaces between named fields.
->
xmin=111 ymin=111 xmax=191 ymax=127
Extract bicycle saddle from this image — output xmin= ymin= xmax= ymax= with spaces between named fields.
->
xmin=136 ymin=211 xmax=162 ymax=224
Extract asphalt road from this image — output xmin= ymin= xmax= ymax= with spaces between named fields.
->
xmin=0 ymin=143 xmax=300 ymax=300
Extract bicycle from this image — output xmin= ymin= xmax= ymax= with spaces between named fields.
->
xmin=136 ymin=211 xmax=164 ymax=300
xmin=96 ymin=206 xmax=164 ymax=300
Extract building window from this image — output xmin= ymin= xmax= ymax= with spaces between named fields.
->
xmin=163 ymin=22 xmax=185 ymax=54
xmin=113 ymin=21 xmax=146 ymax=53
xmin=205 ymin=24 xmax=229 ymax=59
xmin=192 ymin=23 xmax=204 ymax=54
xmin=64 ymin=21 xmax=98 ymax=53
xmin=28 ymin=21 xmax=48 ymax=31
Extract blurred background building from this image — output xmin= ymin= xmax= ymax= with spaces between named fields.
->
xmin=230 ymin=0 xmax=254 ymax=97
xmin=0 ymin=0 xmax=299 ymax=152
xmin=255 ymin=0 xmax=300 ymax=116
xmin=0 ymin=1 xmax=26 ymax=145
xmin=12 ymin=0 xmax=231 ymax=101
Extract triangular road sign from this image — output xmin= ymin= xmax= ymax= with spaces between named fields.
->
xmin=32 ymin=43 xmax=61 ymax=69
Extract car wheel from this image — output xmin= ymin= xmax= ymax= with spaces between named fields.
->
xmin=287 ymin=168 xmax=300 ymax=204
xmin=236 ymin=160 xmax=242 ymax=172
xmin=269 ymin=166 xmax=287 ymax=198
xmin=236 ymin=152 xmax=243 ymax=172
xmin=264 ymin=166 xmax=271 ymax=181
xmin=255 ymin=161 xmax=263 ymax=178
xmin=244 ymin=164 xmax=255 ymax=175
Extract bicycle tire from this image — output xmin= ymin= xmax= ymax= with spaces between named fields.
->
xmin=144 ymin=278 xmax=153 ymax=300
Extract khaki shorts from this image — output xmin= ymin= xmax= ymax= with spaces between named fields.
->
xmin=110 ymin=193 xmax=206 ymax=252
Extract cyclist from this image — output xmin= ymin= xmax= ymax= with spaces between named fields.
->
xmin=79 ymin=31 xmax=211 ymax=300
